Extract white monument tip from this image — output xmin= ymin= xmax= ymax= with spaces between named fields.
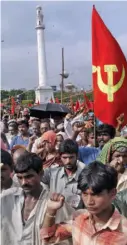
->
xmin=36 ymin=5 xmax=42 ymax=10
xmin=35 ymin=5 xmax=54 ymax=103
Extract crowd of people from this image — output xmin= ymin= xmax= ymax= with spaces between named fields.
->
xmin=0 ymin=107 xmax=127 ymax=245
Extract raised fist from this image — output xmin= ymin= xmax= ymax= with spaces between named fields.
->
xmin=47 ymin=193 xmax=65 ymax=215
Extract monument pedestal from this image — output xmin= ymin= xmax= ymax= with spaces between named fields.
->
xmin=35 ymin=86 xmax=54 ymax=103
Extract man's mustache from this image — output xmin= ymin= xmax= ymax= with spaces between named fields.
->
xmin=22 ymin=185 xmax=31 ymax=188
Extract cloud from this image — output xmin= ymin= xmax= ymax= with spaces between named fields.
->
xmin=1 ymin=1 xmax=127 ymax=90
xmin=1 ymin=37 xmax=91 ymax=89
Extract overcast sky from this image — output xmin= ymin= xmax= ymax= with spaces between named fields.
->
xmin=1 ymin=1 xmax=127 ymax=90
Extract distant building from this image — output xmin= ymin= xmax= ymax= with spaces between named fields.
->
xmin=65 ymin=83 xmax=77 ymax=92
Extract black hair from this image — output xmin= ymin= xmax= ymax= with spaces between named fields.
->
xmin=14 ymin=113 xmax=17 ymax=118
xmin=32 ymin=121 xmax=40 ymax=126
xmin=97 ymin=124 xmax=116 ymax=139
xmin=78 ymin=161 xmax=118 ymax=194
xmin=23 ymin=114 xmax=30 ymax=121
xmin=87 ymin=127 xmax=94 ymax=136
xmin=32 ymin=118 xmax=40 ymax=122
xmin=1 ymin=149 xmax=13 ymax=170
xmin=3 ymin=115 xmax=9 ymax=119
xmin=8 ymin=122 xmax=18 ymax=130
xmin=59 ymin=139 xmax=78 ymax=155
xmin=14 ymin=153 xmax=43 ymax=174
xmin=41 ymin=118 xmax=50 ymax=124
xmin=18 ymin=120 xmax=29 ymax=128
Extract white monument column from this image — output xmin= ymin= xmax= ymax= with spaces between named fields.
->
xmin=35 ymin=6 xmax=54 ymax=103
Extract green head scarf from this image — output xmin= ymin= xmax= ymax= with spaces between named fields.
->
xmin=97 ymin=137 xmax=127 ymax=164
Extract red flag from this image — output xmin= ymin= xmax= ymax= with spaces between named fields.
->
xmin=55 ymin=98 xmax=60 ymax=104
xmin=92 ymin=6 xmax=127 ymax=127
xmin=70 ymin=96 xmax=74 ymax=111
xmin=37 ymin=100 xmax=40 ymax=105
xmin=89 ymin=101 xmax=94 ymax=111
xmin=84 ymin=92 xmax=94 ymax=111
xmin=74 ymin=100 xmax=80 ymax=112
xmin=11 ymin=97 xmax=16 ymax=115
xmin=28 ymin=103 xmax=32 ymax=107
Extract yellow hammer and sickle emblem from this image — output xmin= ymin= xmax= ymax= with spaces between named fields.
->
xmin=92 ymin=65 xmax=125 ymax=102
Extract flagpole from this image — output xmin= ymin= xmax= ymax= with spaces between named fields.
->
xmin=94 ymin=113 xmax=97 ymax=147
xmin=92 ymin=5 xmax=97 ymax=147
xmin=61 ymin=47 xmax=64 ymax=104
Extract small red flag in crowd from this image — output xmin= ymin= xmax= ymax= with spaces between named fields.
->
xmin=70 ymin=96 xmax=74 ymax=111
xmin=84 ymin=91 xmax=94 ymax=111
xmin=55 ymin=98 xmax=60 ymax=104
xmin=11 ymin=97 xmax=16 ymax=115
xmin=74 ymin=100 xmax=80 ymax=112
xmin=92 ymin=6 xmax=127 ymax=127
xmin=28 ymin=103 xmax=32 ymax=107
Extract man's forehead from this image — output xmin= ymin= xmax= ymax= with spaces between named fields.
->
xmin=9 ymin=126 xmax=14 ymax=129
xmin=13 ymin=149 xmax=26 ymax=156
xmin=32 ymin=125 xmax=38 ymax=128
xmin=18 ymin=124 xmax=26 ymax=127
xmin=82 ymin=188 xmax=108 ymax=195
xmin=61 ymin=153 xmax=76 ymax=157
xmin=83 ymin=188 xmax=94 ymax=194
xmin=98 ymin=131 xmax=110 ymax=135
xmin=114 ymin=148 xmax=127 ymax=154
xmin=41 ymin=124 xmax=48 ymax=128
xmin=89 ymin=132 xmax=94 ymax=136
xmin=16 ymin=169 xmax=36 ymax=176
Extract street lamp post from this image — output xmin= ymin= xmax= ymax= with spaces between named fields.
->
xmin=60 ymin=48 xmax=69 ymax=104
xmin=61 ymin=48 xmax=64 ymax=104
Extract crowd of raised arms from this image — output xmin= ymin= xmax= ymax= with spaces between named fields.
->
xmin=0 ymin=107 xmax=127 ymax=245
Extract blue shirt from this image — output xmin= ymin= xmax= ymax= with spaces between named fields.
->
xmin=78 ymin=146 xmax=101 ymax=165
xmin=10 ymin=135 xmax=29 ymax=150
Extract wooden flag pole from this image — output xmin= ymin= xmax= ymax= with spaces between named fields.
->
xmin=94 ymin=112 xmax=97 ymax=147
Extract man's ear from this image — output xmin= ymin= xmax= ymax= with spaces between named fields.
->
xmin=39 ymin=169 xmax=44 ymax=177
xmin=110 ymin=188 xmax=117 ymax=201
